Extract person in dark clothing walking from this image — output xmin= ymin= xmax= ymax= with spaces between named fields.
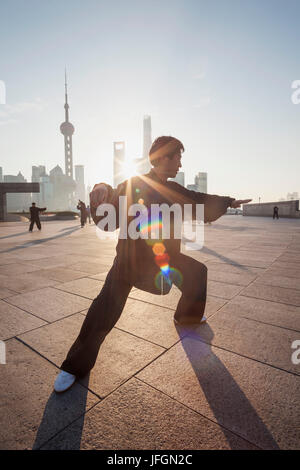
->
xmin=29 ymin=202 xmax=46 ymax=232
xmin=273 ymin=206 xmax=279 ymax=219
xmin=54 ymin=136 xmax=252 ymax=392
xmin=86 ymin=205 xmax=91 ymax=224
xmin=77 ymin=200 xmax=87 ymax=227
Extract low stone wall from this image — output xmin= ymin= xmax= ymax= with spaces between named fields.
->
xmin=243 ymin=200 xmax=300 ymax=218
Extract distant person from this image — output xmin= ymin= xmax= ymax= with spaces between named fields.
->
xmin=54 ymin=135 xmax=252 ymax=393
xmin=86 ymin=205 xmax=91 ymax=224
xmin=29 ymin=202 xmax=46 ymax=232
xmin=77 ymin=200 xmax=87 ymax=227
xmin=273 ymin=206 xmax=279 ymax=220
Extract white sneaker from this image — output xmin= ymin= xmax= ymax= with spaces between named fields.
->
xmin=54 ymin=370 xmax=76 ymax=393
xmin=174 ymin=315 xmax=207 ymax=326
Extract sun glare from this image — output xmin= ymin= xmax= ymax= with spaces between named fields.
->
xmin=121 ymin=158 xmax=137 ymax=179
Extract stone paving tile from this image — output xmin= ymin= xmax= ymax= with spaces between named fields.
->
xmin=264 ymin=264 xmax=300 ymax=279
xmin=129 ymin=286 xmax=226 ymax=315
xmin=89 ymin=271 xmax=109 ymax=281
xmin=207 ymin=280 xmax=244 ymax=299
xmin=113 ymin=298 xmax=184 ymax=348
xmin=25 ymin=255 xmax=84 ymax=269
xmin=33 ymin=267 xmax=90 ymax=283
xmin=241 ymin=282 xmax=300 ymax=307
xmin=0 ymin=272 xmax=58 ymax=294
xmin=0 ymin=254 xmax=21 ymax=266
xmin=0 ymin=339 xmax=100 ymax=450
xmin=68 ymin=260 xmax=113 ymax=274
xmin=6 ymin=287 xmax=91 ymax=322
xmin=41 ymin=378 xmax=257 ymax=450
xmin=258 ymin=273 xmax=300 ymax=291
xmin=137 ymin=338 xmax=300 ymax=449
xmin=0 ymin=287 xmax=17 ymax=299
xmin=205 ymin=261 xmax=265 ymax=276
xmin=0 ymin=300 xmax=47 ymax=340
xmin=216 ymin=295 xmax=300 ymax=332
xmin=275 ymin=255 xmax=300 ymax=265
xmin=207 ymin=269 xmax=258 ymax=286
xmin=186 ymin=309 xmax=300 ymax=375
xmin=18 ymin=314 xmax=165 ymax=397
xmin=54 ymin=277 xmax=104 ymax=299
xmin=0 ymin=263 xmax=41 ymax=276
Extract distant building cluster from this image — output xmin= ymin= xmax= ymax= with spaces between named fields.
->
xmin=278 ymin=192 xmax=299 ymax=202
xmin=186 ymin=172 xmax=207 ymax=193
xmin=1 ymin=75 xmax=85 ymax=213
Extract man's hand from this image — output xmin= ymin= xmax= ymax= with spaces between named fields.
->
xmin=230 ymin=199 xmax=252 ymax=208
xmin=89 ymin=183 xmax=109 ymax=208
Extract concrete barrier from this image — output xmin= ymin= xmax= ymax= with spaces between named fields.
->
xmin=243 ymin=200 xmax=300 ymax=218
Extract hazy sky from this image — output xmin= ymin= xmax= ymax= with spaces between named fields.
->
xmin=0 ymin=0 xmax=299 ymax=202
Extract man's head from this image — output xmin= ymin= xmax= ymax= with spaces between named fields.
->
xmin=32 ymin=202 xmax=36 ymax=206
xmin=149 ymin=136 xmax=184 ymax=178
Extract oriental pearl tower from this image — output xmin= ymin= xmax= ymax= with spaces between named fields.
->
xmin=60 ymin=71 xmax=75 ymax=179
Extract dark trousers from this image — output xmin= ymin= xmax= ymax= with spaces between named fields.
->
xmin=273 ymin=213 xmax=279 ymax=219
xmin=60 ymin=253 xmax=207 ymax=378
xmin=29 ymin=218 xmax=41 ymax=231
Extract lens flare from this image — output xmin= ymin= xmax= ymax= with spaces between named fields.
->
xmin=152 ymin=242 xmax=166 ymax=255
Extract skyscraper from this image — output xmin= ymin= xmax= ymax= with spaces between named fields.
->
xmin=113 ymin=141 xmax=125 ymax=188
xmin=60 ymin=71 xmax=75 ymax=179
xmin=75 ymin=165 xmax=85 ymax=202
xmin=140 ymin=115 xmax=152 ymax=174
xmin=195 ymin=172 xmax=207 ymax=193
xmin=143 ymin=115 xmax=152 ymax=160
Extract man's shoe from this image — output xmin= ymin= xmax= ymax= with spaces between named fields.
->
xmin=174 ymin=315 xmax=207 ymax=326
xmin=54 ymin=370 xmax=76 ymax=393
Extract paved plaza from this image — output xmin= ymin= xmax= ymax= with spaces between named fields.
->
xmin=0 ymin=215 xmax=299 ymax=450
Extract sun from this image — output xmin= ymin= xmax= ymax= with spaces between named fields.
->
xmin=121 ymin=157 xmax=137 ymax=179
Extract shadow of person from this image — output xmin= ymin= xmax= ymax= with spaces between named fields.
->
xmin=32 ymin=373 xmax=91 ymax=450
xmin=0 ymin=226 xmax=81 ymax=254
xmin=175 ymin=323 xmax=279 ymax=449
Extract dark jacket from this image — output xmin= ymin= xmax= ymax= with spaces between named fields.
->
xmin=91 ymin=170 xmax=234 ymax=282
xmin=30 ymin=206 xmax=46 ymax=220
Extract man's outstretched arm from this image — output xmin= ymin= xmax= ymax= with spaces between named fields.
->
xmin=89 ymin=181 xmax=127 ymax=228
xmin=168 ymin=182 xmax=251 ymax=222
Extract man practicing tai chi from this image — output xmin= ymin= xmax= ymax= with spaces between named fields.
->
xmin=54 ymin=136 xmax=251 ymax=392
xmin=29 ymin=202 xmax=46 ymax=232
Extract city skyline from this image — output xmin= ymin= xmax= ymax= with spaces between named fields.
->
xmin=1 ymin=0 xmax=300 ymax=203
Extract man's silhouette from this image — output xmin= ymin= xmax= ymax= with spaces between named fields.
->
xmin=77 ymin=200 xmax=87 ymax=227
xmin=29 ymin=202 xmax=46 ymax=232
xmin=273 ymin=206 xmax=279 ymax=219
xmin=54 ymin=136 xmax=251 ymax=392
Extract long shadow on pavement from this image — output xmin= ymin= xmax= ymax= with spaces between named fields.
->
xmin=32 ymin=374 xmax=91 ymax=450
xmin=0 ymin=231 xmax=30 ymax=240
xmin=176 ymin=323 xmax=279 ymax=449
xmin=0 ymin=226 xmax=81 ymax=254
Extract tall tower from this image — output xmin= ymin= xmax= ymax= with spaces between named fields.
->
xmin=113 ymin=141 xmax=125 ymax=188
xmin=60 ymin=71 xmax=75 ymax=179
xmin=195 ymin=172 xmax=207 ymax=193
xmin=140 ymin=115 xmax=151 ymax=174
xmin=75 ymin=164 xmax=85 ymax=202
xmin=143 ymin=115 xmax=152 ymax=160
